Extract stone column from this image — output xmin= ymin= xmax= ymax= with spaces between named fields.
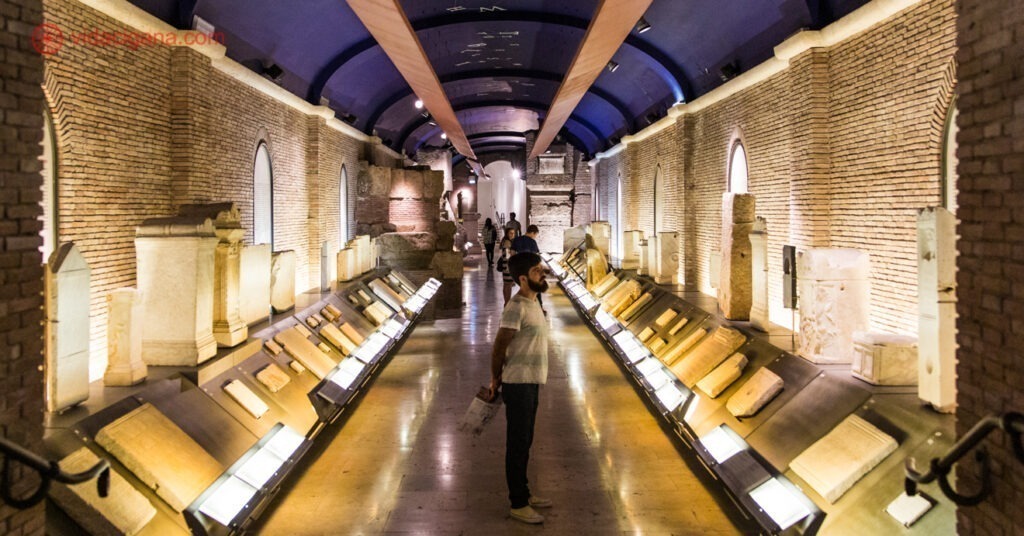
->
xmin=917 ymin=207 xmax=957 ymax=412
xmin=621 ymin=230 xmax=643 ymax=270
xmin=135 ymin=216 xmax=218 ymax=366
xmin=655 ymin=231 xmax=679 ymax=284
xmin=719 ymin=193 xmax=755 ymax=320
xmin=588 ymin=221 xmax=611 ymax=257
xmin=797 ymin=248 xmax=871 ymax=364
xmin=749 ymin=218 xmax=769 ymax=331
xmin=271 ymin=250 xmax=296 ymax=313
xmin=104 ymin=288 xmax=146 ymax=386
xmin=44 ymin=243 xmax=91 ymax=412
xmin=239 ymin=244 xmax=271 ymax=326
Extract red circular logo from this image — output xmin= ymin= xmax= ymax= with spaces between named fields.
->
xmin=31 ymin=23 xmax=63 ymax=56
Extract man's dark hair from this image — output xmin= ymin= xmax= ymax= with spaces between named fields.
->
xmin=510 ymin=212 xmax=516 ymax=219
xmin=526 ymin=224 xmax=539 ymax=234
xmin=508 ymin=252 xmax=542 ymax=283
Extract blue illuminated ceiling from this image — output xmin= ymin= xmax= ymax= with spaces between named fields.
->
xmin=135 ymin=0 xmax=869 ymax=158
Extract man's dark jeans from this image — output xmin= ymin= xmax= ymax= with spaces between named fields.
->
xmin=502 ymin=382 xmax=539 ymax=508
xmin=485 ymin=242 xmax=496 ymax=264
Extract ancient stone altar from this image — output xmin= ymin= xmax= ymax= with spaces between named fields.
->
xmin=719 ymin=193 xmax=755 ymax=320
xmin=852 ymin=332 xmax=918 ymax=386
xmin=104 ymin=288 xmax=147 ymax=387
xmin=797 ymin=248 xmax=871 ymax=364
xmin=45 ymin=242 xmax=91 ymax=412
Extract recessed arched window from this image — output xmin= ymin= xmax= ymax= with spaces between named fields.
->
xmin=253 ymin=142 xmax=273 ymax=246
xmin=40 ymin=109 xmax=57 ymax=260
xmin=594 ymin=181 xmax=601 ymax=221
xmin=654 ymin=165 xmax=665 ymax=234
xmin=616 ymin=173 xmax=623 ymax=260
xmin=728 ymin=141 xmax=748 ymax=194
xmin=339 ymin=165 xmax=349 ymax=245
xmin=941 ymin=102 xmax=958 ymax=214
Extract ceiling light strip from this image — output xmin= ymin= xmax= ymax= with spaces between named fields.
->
xmin=530 ymin=0 xmax=654 ymax=157
xmin=347 ymin=0 xmax=476 ymax=160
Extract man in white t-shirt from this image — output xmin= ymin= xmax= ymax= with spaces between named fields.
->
xmin=487 ymin=252 xmax=551 ymax=524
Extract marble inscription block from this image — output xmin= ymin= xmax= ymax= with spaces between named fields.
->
xmin=295 ymin=323 xmax=313 ymax=338
xmin=340 ymin=322 xmax=365 ymax=345
xmin=321 ymin=323 xmax=357 ymax=355
xmin=592 ymin=274 xmax=620 ymax=298
xmin=588 ymin=221 xmax=611 ymax=257
xmin=210 ymin=223 xmax=247 ymax=347
xmin=349 ymin=235 xmax=373 ymax=274
xmin=718 ymin=193 xmax=755 ymax=320
xmin=667 ymin=316 xmax=689 ymax=336
xmin=797 ymin=248 xmax=871 ymax=364
xmin=610 ymin=294 xmax=637 ymax=318
xmin=749 ymin=218 xmax=769 ymax=331
xmin=654 ymin=309 xmax=677 ymax=329
xmin=224 ymin=380 xmax=270 ymax=419
xmin=655 ymin=232 xmax=679 ymax=285
xmin=670 ymin=327 xmax=746 ymax=387
xmin=727 ymin=368 xmax=783 ymax=417
xmin=601 ymin=280 xmax=641 ymax=312
xmin=263 ymin=339 xmax=282 ymax=356
xmin=255 ymin=364 xmax=290 ymax=393
xmin=239 ymin=244 xmax=271 ymax=326
xmin=104 ymin=288 xmax=147 ymax=387
xmin=337 ymin=248 xmax=359 ymax=282
xmin=790 ymin=414 xmax=897 ymax=503
xmin=95 ymin=403 xmax=222 ymax=512
xmin=660 ymin=328 xmax=708 ymax=366
xmin=917 ymin=207 xmax=957 ymax=412
xmin=620 ymin=293 xmax=653 ymax=322
xmin=852 ymin=332 xmax=918 ymax=386
xmin=60 ymin=447 xmax=156 ymax=535
xmin=648 ymin=338 xmax=667 ymax=354
xmin=44 ymin=243 xmax=91 ymax=412
xmin=364 ymin=302 xmax=393 ymax=325
xmin=270 ymin=250 xmax=296 ymax=313
xmin=135 ymin=217 xmax=218 ymax=366
xmin=621 ymin=231 xmax=643 ymax=270
xmin=638 ymin=327 xmax=656 ymax=342
xmin=273 ymin=328 xmax=336 ymax=379
xmin=697 ymin=353 xmax=748 ymax=398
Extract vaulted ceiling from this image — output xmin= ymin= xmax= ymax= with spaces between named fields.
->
xmin=134 ymin=0 xmax=869 ymax=159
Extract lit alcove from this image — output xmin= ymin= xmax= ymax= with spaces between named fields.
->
xmin=339 ymin=164 xmax=349 ymax=245
xmin=40 ymin=109 xmax=57 ymax=261
xmin=728 ymin=141 xmax=749 ymax=194
xmin=616 ymin=173 xmax=623 ymax=261
xmin=654 ymin=165 xmax=665 ymax=234
xmin=253 ymin=142 xmax=273 ymax=246
xmin=941 ymin=105 xmax=958 ymax=214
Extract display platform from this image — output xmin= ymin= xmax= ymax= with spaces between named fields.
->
xmin=546 ymin=251 xmax=955 ymax=536
xmin=43 ymin=268 xmax=441 ymax=536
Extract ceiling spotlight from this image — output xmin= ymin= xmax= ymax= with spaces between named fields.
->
xmin=635 ymin=17 xmax=651 ymax=34
xmin=719 ymin=61 xmax=740 ymax=82
xmin=606 ymin=61 xmax=619 ymax=73
xmin=440 ymin=132 xmax=447 ymax=140
xmin=414 ymin=99 xmax=424 ymax=109
xmin=261 ymin=63 xmax=284 ymax=83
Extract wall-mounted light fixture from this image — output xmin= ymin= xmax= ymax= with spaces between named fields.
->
xmin=635 ymin=17 xmax=652 ymax=34
xmin=606 ymin=60 xmax=620 ymax=73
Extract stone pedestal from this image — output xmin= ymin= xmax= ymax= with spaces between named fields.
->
xmin=638 ymin=239 xmax=652 ymax=276
xmin=719 ymin=193 xmax=755 ymax=320
xmin=852 ymin=332 xmax=918 ymax=386
xmin=239 ymin=244 xmax=271 ymax=326
xmin=320 ymin=241 xmax=336 ymax=290
xmin=436 ymin=220 xmax=457 ymax=252
xmin=430 ymin=251 xmax=464 ymax=279
xmin=337 ymin=248 xmax=359 ymax=282
xmin=749 ymin=218 xmax=769 ymax=331
xmin=621 ymin=231 xmax=643 ymax=270
xmin=104 ymin=288 xmax=147 ymax=386
xmin=270 ymin=250 xmax=296 ymax=313
xmin=348 ymin=235 xmax=373 ymax=274
xmin=797 ymin=248 xmax=871 ymax=364
xmin=917 ymin=207 xmax=957 ymax=412
xmin=563 ymin=225 xmax=587 ymax=253
xmin=588 ymin=221 xmax=611 ymax=257
xmin=135 ymin=217 xmax=218 ymax=366
xmin=45 ymin=243 xmax=91 ymax=412
xmin=655 ymin=232 xmax=678 ymax=284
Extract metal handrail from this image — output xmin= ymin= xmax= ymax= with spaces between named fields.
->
xmin=0 ymin=436 xmax=110 ymax=509
xmin=905 ymin=411 xmax=1024 ymax=506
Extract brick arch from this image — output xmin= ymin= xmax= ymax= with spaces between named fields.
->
xmin=929 ymin=57 xmax=958 ymax=152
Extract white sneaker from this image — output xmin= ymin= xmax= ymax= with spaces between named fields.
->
xmin=528 ymin=495 xmax=552 ymax=508
xmin=510 ymin=505 xmax=544 ymax=524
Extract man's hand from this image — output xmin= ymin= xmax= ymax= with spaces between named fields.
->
xmin=487 ymin=376 xmax=501 ymax=402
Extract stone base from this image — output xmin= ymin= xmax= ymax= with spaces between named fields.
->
xmin=104 ymin=363 xmax=147 ymax=386
xmin=213 ymin=321 xmax=248 ymax=348
xmin=142 ymin=335 xmax=217 ymax=367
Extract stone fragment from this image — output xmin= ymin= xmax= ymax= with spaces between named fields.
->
xmin=563 ymin=225 xmax=587 ymax=252
xmin=670 ymin=327 xmax=747 ymax=387
xmin=340 ymin=322 xmax=365 ymax=345
xmin=436 ymin=220 xmax=457 ymax=251
xmin=654 ymin=309 xmax=678 ymax=329
xmin=719 ymin=193 xmax=756 ymax=320
xmin=697 ymin=353 xmax=748 ymax=398
xmin=104 ymin=288 xmax=147 ymax=387
xmin=59 ymin=447 xmax=156 ymax=535
xmin=295 ymin=323 xmax=313 ymax=338
xmin=376 ymin=232 xmax=437 ymax=269
xmin=270 ymin=250 xmax=296 ymax=313
xmin=726 ymin=368 xmax=784 ymax=417
xmin=305 ymin=316 xmax=320 ymax=329
xmin=363 ymin=302 xmax=393 ymax=325
xmin=321 ymin=323 xmax=357 ymax=355
xmin=749 ymin=218 xmax=769 ymax=330
xmin=660 ymin=327 xmax=708 ymax=365
xmin=289 ymin=361 xmax=306 ymax=374
xmin=648 ymin=338 xmax=667 ymax=354
xmin=620 ymin=293 xmax=653 ymax=321
xmin=790 ymin=414 xmax=898 ymax=503
xmin=239 ymin=244 xmax=271 ymax=325
xmin=430 ymin=251 xmax=464 ymax=279
xmin=655 ymin=232 xmax=679 ymax=284
xmin=587 ymin=221 xmax=611 ymax=257
xmin=223 ymin=380 xmax=269 ymax=419
xmin=592 ymin=273 xmax=620 ymax=298
xmin=917 ymin=207 xmax=957 ymax=412
xmin=638 ymin=327 xmax=655 ymax=342
xmin=273 ymin=328 xmax=336 ymax=379
xmin=370 ymin=279 xmax=405 ymax=311
xmin=621 ymin=230 xmax=643 ymax=270
xmin=601 ymin=280 xmax=641 ymax=313
xmin=255 ymin=364 xmax=290 ymax=393
xmin=798 ymin=248 xmax=870 ymax=364
xmin=667 ymin=316 xmax=689 ymax=336
xmin=263 ymin=339 xmax=282 ymax=356
xmin=337 ymin=248 xmax=359 ymax=282
xmin=852 ymin=332 xmax=918 ymax=386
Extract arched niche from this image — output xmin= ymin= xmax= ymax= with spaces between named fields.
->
xmin=253 ymin=141 xmax=273 ymax=246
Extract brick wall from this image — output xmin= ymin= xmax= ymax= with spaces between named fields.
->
xmin=41 ymin=0 xmax=371 ymax=378
xmin=1 ymin=0 xmax=46 ymax=533
xmin=955 ymin=0 xmax=1024 ymax=532
xmin=594 ymin=0 xmax=956 ymax=334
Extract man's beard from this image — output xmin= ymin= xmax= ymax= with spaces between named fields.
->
xmin=527 ymin=278 xmax=549 ymax=293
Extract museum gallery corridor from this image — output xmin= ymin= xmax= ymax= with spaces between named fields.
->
xmin=254 ymin=260 xmax=742 ymax=534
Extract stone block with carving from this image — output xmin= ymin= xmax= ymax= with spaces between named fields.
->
xmin=852 ymin=332 xmax=918 ymax=385
xmin=370 ymin=278 xmax=405 ymax=311
xmin=790 ymin=414 xmax=897 ymax=503
xmin=588 ymin=221 xmax=611 ymax=257
xmin=592 ymin=273 xmax=620 ymax=298
xmin=340 ymin=322 xmax=365 ymax=346
xmin=654 ymin=309 xmax=678 ymax=329
xmin=104 ymin=288 xmax=147 ymax=387
xmin=726 ymin=367 xmax=783 ymax=417
xmin=660 ymin=328 xmax=708 ymax=366
xmin=321 ymin=323 xmax=357 ymax=355
xmin=749 ymin=218 xmax=769 ymax=331
xmin=270 ymin=250 xmax=296 ymax=313
xmin=670 ymin=326 xmax=746 ymax=387
xmin=719 ymin=193 xmax=755 ymax=320
xmin=697 ymin=353 xmax=748 ymax=398
xmin=797 ymin=248 xmax=871 ymax=364
xmin=430 ymin=251 xmax=464 ymax=279
xmin=135 ymin=217 xmax=218 ymax=366
xmin=95 ymin=403 xmax=222 ymax=512
xmin=45 ymin=243 xmax=91 ymax=412
xmin=58 ymin=447 xmax=156 ymax=535
xmin=620 ymin=292 xmax=653 ymax=322
xmin=223 ymin=380 xmax=269 ymax=419
xmin=601 ymin=280 xmax=641 ymax=315
xmin=273 ymin=327 xmax=336 ymax=380
xmin=622 ymin=230 xmax=643 ymax=270
xmin=364 ymin=302 xmax=394 ymax=325
xmin=255 ymin=363 xmax=290 ymax=392
xmin=655 ymin=232 xmax=679 ymax=284
xmin=436 ymin=220 xmax=457 ymax=251
xmin=239 ymin=244 xmax=271 ymax=325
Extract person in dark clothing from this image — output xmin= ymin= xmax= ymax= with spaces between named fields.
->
xmin=482 ymin=218 xmax=498 ymax=265
xmin=504 ymin=212 xmax=522 ymax=238
xmin=511 ymin=225 xmax=546 ymax=312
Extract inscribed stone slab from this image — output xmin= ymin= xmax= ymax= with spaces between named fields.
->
xmin=660 ymin=328 xmax=708 ymax=366
xmin=667 ymin=316 xmax=689 ymax=336
xmin=592 ymin=274 xmax=620 ymax=298
xmin=270 ymin=250 xmax=296 ymax=313
xmin=255 ymin=364 xmax=290 ymax=393
xmin=727 ymin=368 xmax=784 ymax=417
xmin=697 ymin=353 xmax=748 ymax=398
xmin=364 ymin=302 xmax=393 ymax=325
xmin=620 ymin=293 xmax=653 ymax=322
xmin=224 ymin=380 xmax=270 ymax=419
xmin=654 ymin=309 xmax=678 ymax=329
xmin=273 ymin=328 xmax=336 ymax=380
xmin=60 ymin=447 xmax=156 ymax=536
xmin=239 ymin=244 xmax=271 ymax=325
xmin=638 ymin=327 xmax=655 ymax=342
xmin=95 ymin=403 xmax=222 ymax=512
xmin=340 ymin=322 xmax=365 ymax=345
xmin=321 ymin=323 xmax=357 ymax=355
xmin=370 ymin=279 xmax=405 ymax=311
xmin=790 ymin=414 xmax=898 ymax=503
xmin=263 ymin=339 xmax=282 ymax=356
xmin=670 ymin=327 xmax=747 ymax=387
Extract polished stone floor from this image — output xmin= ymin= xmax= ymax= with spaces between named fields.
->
xmin=255 ymin=259 xmax=745 ymax=535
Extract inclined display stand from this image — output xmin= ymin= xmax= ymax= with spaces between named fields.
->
xmin=546 ymin=252 xmax=955 ymax=535
xmin=53 ymin=269 xmax=440 ymax=536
